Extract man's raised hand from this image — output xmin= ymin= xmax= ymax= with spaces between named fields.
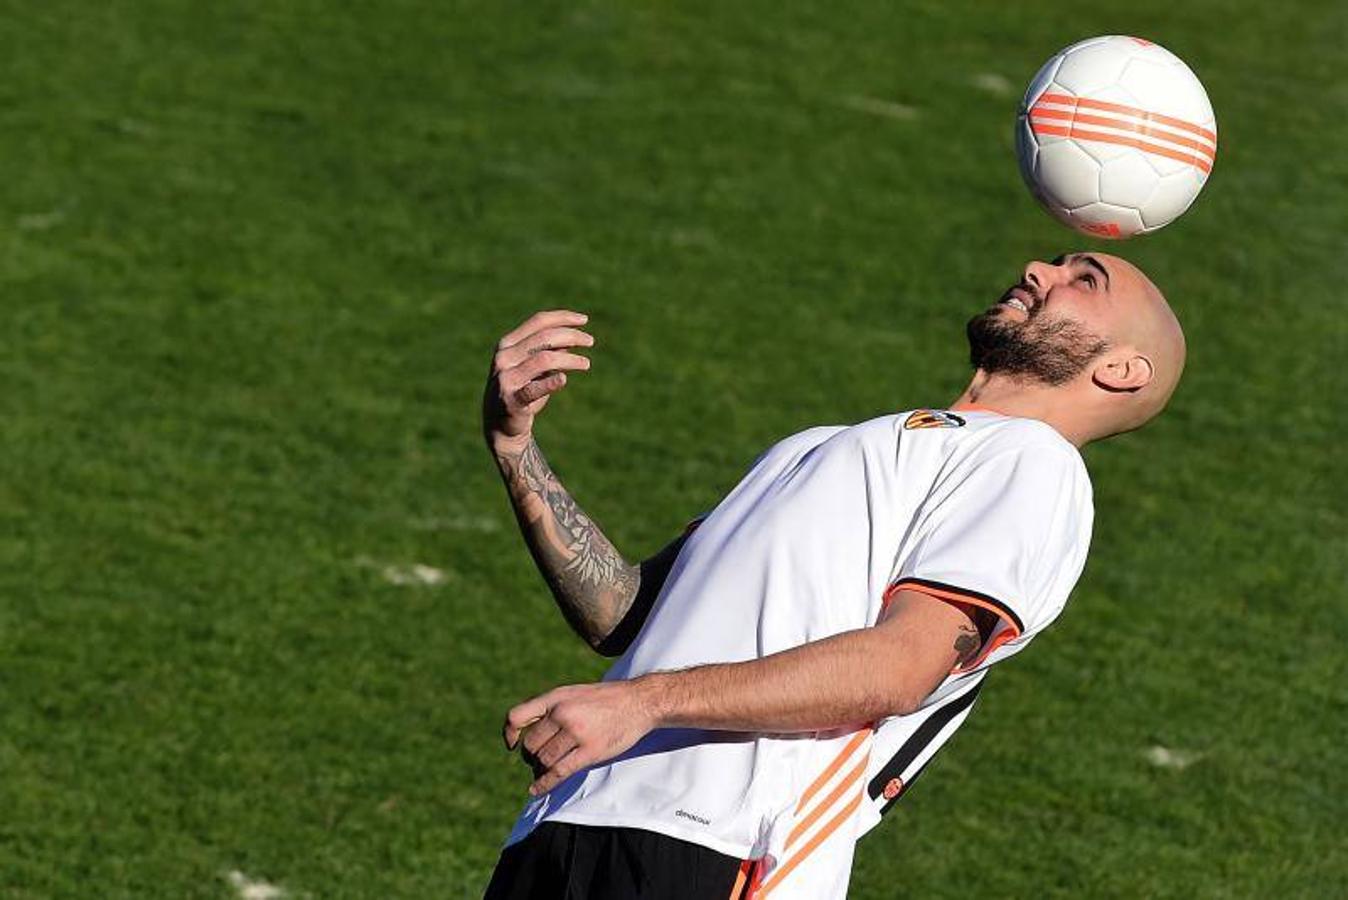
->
xmin=483 ymin=309 xmax=593 ymax=452
xmin=482 ymin=308 xmax=642 ymax=649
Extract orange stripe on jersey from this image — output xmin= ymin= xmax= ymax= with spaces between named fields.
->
xmin=885 ymin=580 xmax=1022 ymax=630
xmin=888 ymin=579 xmax=1024 ymax=672
xmin=757 ymin=793 xmax=865 ymax=897
xmin=1029 ymin=121 xmax=1213 ymax=174
xmin=1029 ymin=106 xmax=1216 ymax=160
xmin=898 ymin=587 xmax=1021 ymax=635
xmin=785 ymin=755 xmax=868 ymax=850
xmin=794 ymin=730 xmax=870 ymax=814
xmin=1037 ymin=91 xmax=1217 ymax=143
xmin=728 ymin=859 xmax=753 ymax=899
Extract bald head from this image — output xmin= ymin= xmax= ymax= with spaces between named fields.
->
xmin=1089 ymin=254 xmax=1186 ymax=433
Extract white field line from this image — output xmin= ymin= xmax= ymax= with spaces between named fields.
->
xmin=17 ymin=209 xmax=67 ymax=230
xmin=972 ymin=73 xmax=1013 ymax=96
xmin=837 ymin=95 xmax=918 ymax=120
xmin=225 ymin=870 xmax=286 ymax=900
xmin=352 ymin=556 xmax=452 ymax=586
xmin=408 ymin=514 xmax=500 ymax=533
xmin=382 ymin=563 xmax=448 ymax=586
xmin=1143 ymin=745 xmax=1203 ymax=770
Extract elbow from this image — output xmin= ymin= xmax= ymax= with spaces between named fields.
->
xmin=590 ymin=603 xmax=637 ymax=657
xmin=882 ymin=682 xmax=930 ymax=719
xmin=589 ymin=578 xmax=650 ymax=658
xmin=887 ymin=693 xmax=923 ymax=719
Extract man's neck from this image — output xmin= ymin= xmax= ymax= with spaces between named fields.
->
xmin=951 ymin=371 xmax=1092 ymax=447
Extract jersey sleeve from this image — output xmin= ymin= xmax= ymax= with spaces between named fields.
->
xmin=888 ymin=443 xmax=1093 ymax=673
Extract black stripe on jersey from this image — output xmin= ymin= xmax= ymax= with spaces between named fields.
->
xmin=874 ymin=755 xmax=937 ymax=819
xmin=894 ymin=577 xmax=1025 ymax=633
xmin=867 ymin=681 xmax=983 ymax=812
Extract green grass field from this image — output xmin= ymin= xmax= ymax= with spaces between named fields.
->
xmin=2 ymin=1 xmax=1345 ymax=896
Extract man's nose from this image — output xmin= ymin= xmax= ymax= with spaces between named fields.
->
xmin=1023 ymin=260 xmax=1062 ymax=292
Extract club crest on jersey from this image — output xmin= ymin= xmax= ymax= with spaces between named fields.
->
xmin=903 ymin=409 xmax=966 ymax=430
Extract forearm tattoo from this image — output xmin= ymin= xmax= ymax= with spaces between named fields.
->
xmin=497 ymin=439 xmax=639 ymax=643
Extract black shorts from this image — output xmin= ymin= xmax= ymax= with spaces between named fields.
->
xmin=484 ymin=822 xmax=759 ymax=900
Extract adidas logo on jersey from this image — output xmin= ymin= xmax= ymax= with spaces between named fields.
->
xmin=903 ymin=410 xmax=966 ymax=430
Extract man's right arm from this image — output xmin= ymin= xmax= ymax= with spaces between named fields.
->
xmin=484 ymin=310 xmax=683 ymax=654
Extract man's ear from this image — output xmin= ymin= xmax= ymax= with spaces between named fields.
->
xmin=1092 ymin=352 xmax=1154 ymax=393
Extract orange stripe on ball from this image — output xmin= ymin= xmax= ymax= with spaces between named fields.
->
xmin=1037 ymin=92 xmax=1216 ymax=143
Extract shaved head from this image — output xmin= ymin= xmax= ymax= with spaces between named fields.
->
xmin=1090 ymin=254 xmax=1186 ymax=432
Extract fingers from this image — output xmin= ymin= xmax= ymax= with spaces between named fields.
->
xmin=499 ymin=310 xmax=589 ymax=351
xmin=510 ymin=349 xmax=592 ymax=385
xmin=519 ymin=719 xmax=563 ymax=780
xmin=501 ymin=351 xmax=590 ymax=410
xmin=531 ymin=729 xmax=579 ymax=771
xmin=515 ymin=371 xmax=566 ymax=407
xmin=504 ymin=691 xmax=583 ymax=795
xmin=521 ymin=718 xmax=561 ymax=756
xmin=486 ymin=315 xmax=594 ymax=446
xmin=503 ymin=695 xmax=552 ymax=750
xmin=504 ymin=683 xmax=617 ymax=796
xmin=529 ymin=746 xmax=591 ymax=797
xmin=517 ymin=718 xmax=571 ymax=783
xmin=494 ymin=327 xmax=595 ymax=371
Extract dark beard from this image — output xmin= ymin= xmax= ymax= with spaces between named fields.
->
xmin=966 ymin=306 xmax=1109 ymax=386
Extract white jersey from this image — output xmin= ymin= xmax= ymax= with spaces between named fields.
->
xmin=505 ymin=409 xmax=1094 ymax=898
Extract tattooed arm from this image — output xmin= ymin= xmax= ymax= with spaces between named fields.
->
xmin=493 ymin=437 xmax=682 ymax=651
xmin=484 ymin=310 xmax=683 ymax=653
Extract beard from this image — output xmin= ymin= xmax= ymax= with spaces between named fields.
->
xmin=966 ymin=302 xmax=1109 ymax=387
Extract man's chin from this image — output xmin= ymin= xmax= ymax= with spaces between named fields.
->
xmin=967 ymin=310 xmax=1020 ymax=340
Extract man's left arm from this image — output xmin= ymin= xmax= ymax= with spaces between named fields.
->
xmin=504 ymin=589 xmax=985 ymax=796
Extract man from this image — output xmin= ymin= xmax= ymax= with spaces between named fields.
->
xmin=481 ymin=253 xmax=1185 ymax=899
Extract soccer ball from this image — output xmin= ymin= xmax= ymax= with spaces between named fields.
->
xmin=1015 ymin=36 xmax=1217 ymax=239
